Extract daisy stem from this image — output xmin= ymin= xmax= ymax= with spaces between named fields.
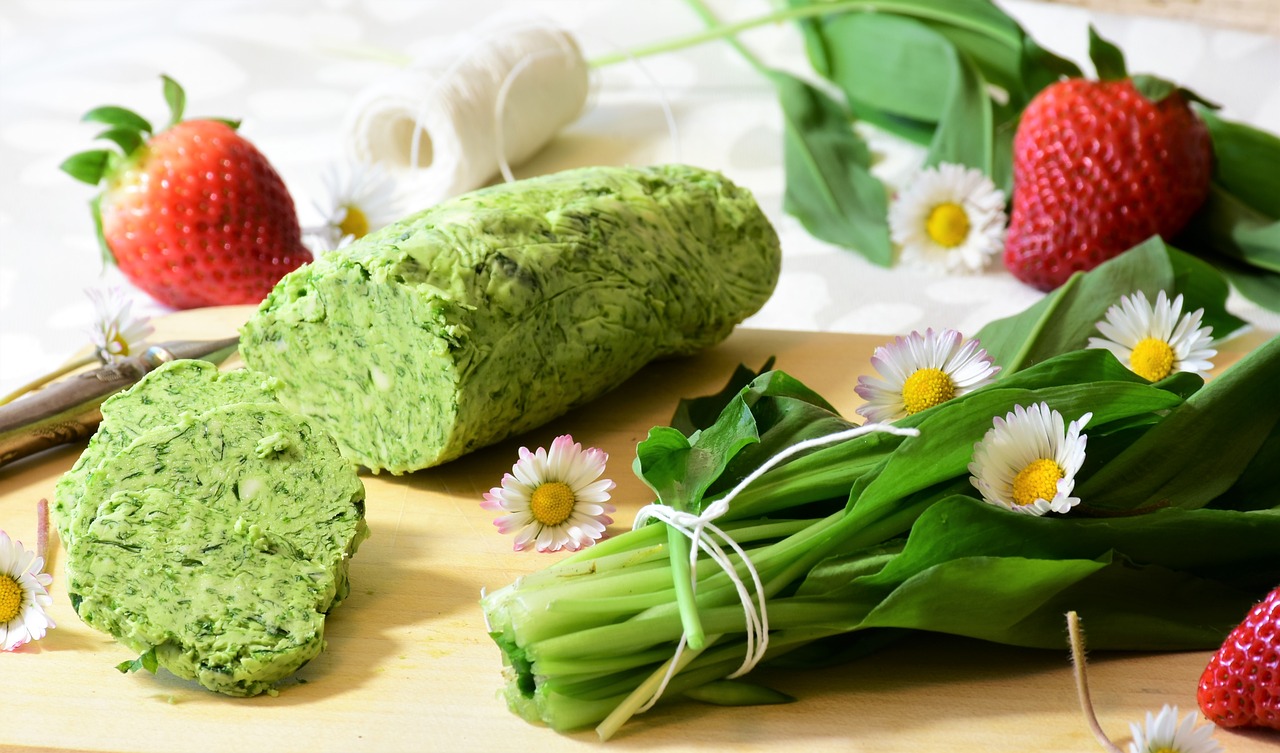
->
xmin=0 ymin=354 xmax=98 ymax=406
xmin=1067 ymin=611 xmax=1125 ymax=753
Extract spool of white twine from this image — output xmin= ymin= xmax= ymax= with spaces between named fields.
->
xmin=341 ymin=13 xmax=590 ymax=208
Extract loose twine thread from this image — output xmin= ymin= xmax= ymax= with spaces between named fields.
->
xmin=342 ymin=13 xmax=681 ymax=209
xmin=631 ymin=422 xmax=921 ymax=713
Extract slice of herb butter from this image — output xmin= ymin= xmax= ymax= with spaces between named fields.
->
xmin=240 ymin=164 xmax=781 ymax=473
xmin=52 ymin=360 xmax=279 ymax=545
xmin=61 ymin=374 xmax=366 ymax=697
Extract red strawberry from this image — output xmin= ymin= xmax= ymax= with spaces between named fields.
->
xmin=1197 ymin=584 xmax=1280 ymax=730
xmin=1003 ymin=31 xmax=1213 ymax=291
xmin=61 ymin=75 xmax=310 ymax=309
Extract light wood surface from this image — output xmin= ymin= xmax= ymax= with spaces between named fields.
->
xmin=1043 ymin=0 xmax=1280 ymax=35
xmin=1 ymin=306 xmax=1274 ymax=752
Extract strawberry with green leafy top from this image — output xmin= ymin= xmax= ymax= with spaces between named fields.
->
xmin=1002 ymin=28 xmax=1214 ymax=291
xmin=61 ymin=75 xmax=310 ymax=309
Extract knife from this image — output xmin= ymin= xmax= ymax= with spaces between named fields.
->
xmin=0 ymin=337 xmax=240 ymax=468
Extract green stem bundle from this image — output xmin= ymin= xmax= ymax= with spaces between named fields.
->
xmin=482 ymin=327 xmax=1280 ymax=738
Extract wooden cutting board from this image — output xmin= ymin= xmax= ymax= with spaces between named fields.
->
xmin=1 ymin=306 xmax=1274 ymax=752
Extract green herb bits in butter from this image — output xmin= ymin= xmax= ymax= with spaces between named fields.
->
xmin=58 ymin=361 xmax=367 ymax=697
xmin=240 ymin=164 xmax=781 ymax=473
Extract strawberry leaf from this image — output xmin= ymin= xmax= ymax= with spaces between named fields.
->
xmin=94 ymin=127 xmax=143 ymax=156
xmin=82 ymin=105 xmax=152 ymax=134
xmin=211 ymin=117 xmax=242 ymax=130
xmin=90 ymin=194 xmax=115 ymax=269
xmin=1087 ymin=24 xmax=1127 ymax=81
xmin=59 ymin=149 xmax=112 ymax=185
xmin=161 ymin=74 xmax=186 ymax=127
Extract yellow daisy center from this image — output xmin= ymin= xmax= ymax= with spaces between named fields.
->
xmin=0 ymin=574 xmax=23 ymax=623
xmin=901 ymin=367 xmax=955 ymax=415
xmin=1150 ymin=748 xmax=1179 ymax=753
xmin=925 ymin=202 xmax=971 ymax=248
xmin=1012 ymin=458 xmax=1064 ymax=507
xmin=1129 ymin=337 xmax=1176 ymax=382
xmin=339 ymin=205 xmax=371 ymax=239
xmin=529 ymin=481 xmax=576 ymax=527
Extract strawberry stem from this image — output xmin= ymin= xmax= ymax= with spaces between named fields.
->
xmin=1067 ymin=611 xmax=1125 ymax=753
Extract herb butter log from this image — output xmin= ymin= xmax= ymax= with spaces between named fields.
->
xmin=240 ymin=164 xmax=781 ymax=473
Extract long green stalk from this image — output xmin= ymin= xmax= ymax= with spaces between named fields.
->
xmin=588 ymin=0 xmax=1024 ymax=69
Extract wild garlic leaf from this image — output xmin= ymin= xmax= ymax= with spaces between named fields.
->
xmin=1076 ymin=332 xmax=1280 ymax=512
xmin=974 ymin=237 xmax=1245 ymax=374
xmin=767 ymin=69 xmax=893 ymax=265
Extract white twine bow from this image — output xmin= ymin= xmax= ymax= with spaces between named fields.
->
xmin=631 ymin=421 xmax=921 ymax=712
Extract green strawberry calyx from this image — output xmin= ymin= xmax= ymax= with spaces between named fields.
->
xmin=58 ymin=75 xmax=242 ymax=266
xmin=1086 ymin=24 xmax=1218 ymax=109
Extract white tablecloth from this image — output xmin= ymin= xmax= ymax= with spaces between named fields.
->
xmin=2 ymin=0 xmax=1277 ymax=394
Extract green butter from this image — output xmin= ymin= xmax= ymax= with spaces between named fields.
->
xmin=53 ymin=360 xmax=279 ymax=545
xmin=58 ymin=364 xmax=367 ymax=697
xmin=240 ymin=164 xmax=781 ymax=473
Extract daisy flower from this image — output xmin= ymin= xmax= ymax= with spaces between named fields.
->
xmin=86 ymin=286 xmax=153 ymax=364
xmin=307 ymin=158 xmax=401 ymax=252
xmin=855 ymin=328 xmax=1000 ymax=423
xmin=482 ymin=435 xmax=616 ymax=553
xmin=1 ymin=529 xmax=55 ymax=651
xmin=968 ymin=402 xmax=1091 ymax=516
xmin=888 ymin=162 xmax=1007 ymax=274
xmin=1127 ymin=705 xmax=1223 ymax=753
xmin=1088 ymin=290 xmax=1216 ymax=382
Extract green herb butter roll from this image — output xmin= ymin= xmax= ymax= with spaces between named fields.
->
xmin=240 ymin=164 xmax=781 ymax=473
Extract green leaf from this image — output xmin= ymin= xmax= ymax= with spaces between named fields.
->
xmin=671 ymin=358 xmax=775 ymax=436
xmin=1196 ymin=107 xmax=1280 ymax=218
xmin=1087 ymin=24 xmax=1127 ymax=80
xmin=843 ymin=497 xmax=1280 ymax=649
xmin=784 ymin=0 xmax=832 ymax=78
xmin=822 ymin=13 xmax=954 ymax=123
xmin=974 ymin=236 xmax=1245 ymax=374
xmin=1130 ymin=74 xmax=1177 ymax=103
xmin=82 ymin=105 xmax=152 ymax=134
xmin=59 ymin=149 xmax=112 ymax=185
xmin=116 ymin=646 xmax=159 ymax=674
xmin=94 ymin=127 xmax=143 ymax=155
xmin=925 ymin=46 xmax=993 ymax=175
xmin=90 ymin=194 xmax=115 ymax=268
xmin=1018 ymin=35 xmax=1082 ymax=100
xmin=211 ymin=117 xmax=242 ymax=130
xmin=1076 ymin=332 xmax=1280 ymax=512
xmin=766 ymin=69 xmax=894 ymax=265
xmin=161 ymin=74 xmax=186 ymax=127
xmin=1179 ymin=184 xmax=1280 ymax=302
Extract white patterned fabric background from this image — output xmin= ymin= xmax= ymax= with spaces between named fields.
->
xmin=1 ymin=0 xmax=1278 ymax=395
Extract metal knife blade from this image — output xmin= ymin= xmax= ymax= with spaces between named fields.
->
xmin=0 ymin=336 xmax=240 ymax=468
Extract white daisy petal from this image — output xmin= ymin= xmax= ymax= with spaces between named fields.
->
xmin=84 ymin=287 xmax=153 ymax=364
xmin=0 ymin=530 xmax=56 ymax=651
xmin=1127 ymin=704 xmax=1223 ymax=753
xmin=307 ymin=158 xmax=402 ymax=254
xmin=856 ymin=329 xmax=1000 ymax=423
xmin=968 ymin=402 xmax=1089 ymax=516
xmin=481 ymin=434 xmax=616 ymax=553
xmin=889 ymin=162 xmax=1007 ymax=274
xmin=1090 ymin=290 xmax=1215 ymax=381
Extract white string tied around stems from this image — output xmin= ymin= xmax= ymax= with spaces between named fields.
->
xmin=630 ymin=421 xmax=921 ymax=713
